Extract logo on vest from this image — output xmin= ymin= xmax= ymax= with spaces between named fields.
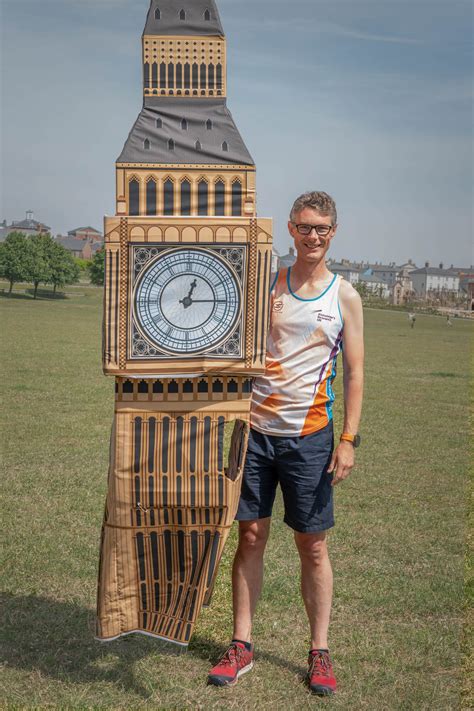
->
xmin=273 ymin=301 xmax=284 ymax=312
xmin=317 ymin=312 xmax=336 ymax=322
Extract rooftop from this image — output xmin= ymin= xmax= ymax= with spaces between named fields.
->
xmin=56 ymin=237 xmax=87 ymax=251
xmin=144 ymin=0 xmax=223 ymax=38
xmin=118 ymin=98 xmax=254 ymax=165
xmin=68 ymin=226 xmax=101 ymax=235
xmin=411 ymin=267 xmax=460 ymax=276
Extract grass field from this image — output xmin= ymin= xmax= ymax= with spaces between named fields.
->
xmin=1 ymin=284 xmax=472 ymax=710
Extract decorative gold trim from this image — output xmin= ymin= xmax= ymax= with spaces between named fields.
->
xmin=245 ymin=219 xmax=258 ymax=367
xmin=119 ymin=218 xmax=129 ymax=369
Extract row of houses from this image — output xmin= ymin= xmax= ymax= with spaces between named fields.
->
xmin=0 ymin=212 xmax=104 ymax=260
xmin=276 ymin=247 xmax=474 ymax=306
xmin=2 ymin=212 xmax=472 ymax=307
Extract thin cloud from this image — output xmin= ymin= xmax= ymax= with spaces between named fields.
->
xmin=322 ymin=21 xmax=424 ymax=45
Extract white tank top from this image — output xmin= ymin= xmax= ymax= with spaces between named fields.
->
xmin=251 ymin=268 xmax=344 ymax=436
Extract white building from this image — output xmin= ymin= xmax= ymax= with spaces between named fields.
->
xmin=411 ymin=263 xmax=460 ymax=297
xmin=0 ymin=211 xmax=51 ymax=241
xmin=359 ymin=273 xmax=390 ymax=299
xmin=329 ymin=261 xmax=360 ymax=285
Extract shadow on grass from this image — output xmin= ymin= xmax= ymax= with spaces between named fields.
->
xmin=0 ymin=291 xmax=36 ymax=301
xmin=2 ymin=593 xmax=304 ymax=697
xmin=0 ymin=290 xmax=68 ymax=300
xmin=1 ymin=592 xmax=181 ymax=699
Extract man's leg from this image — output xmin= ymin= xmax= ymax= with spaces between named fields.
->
xmin=294 ymin=530 xmax=332 ymax=649
xmin=232 ymin=517 xmax=271 ymax=642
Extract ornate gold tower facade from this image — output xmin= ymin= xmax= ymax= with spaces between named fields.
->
xmin=97 ymin=0 xmax=272 ymax=646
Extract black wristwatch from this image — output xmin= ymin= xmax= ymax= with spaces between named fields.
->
xmin=340 ymin=433 xmax=361 ymax=448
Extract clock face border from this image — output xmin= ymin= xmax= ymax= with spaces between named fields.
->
xmin=128 ymin=243 xmax=247 ymax=362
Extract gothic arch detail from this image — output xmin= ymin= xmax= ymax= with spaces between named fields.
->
xmin=232 ymin=179 xmax=242 ymax=216
xmin=146 ymin=178 xmax=157 ymax=216
xmin=163 ymin=178 xmax=174 ymax=216
xmin=214 ymin=179 xmax=225 ymax=216
xmin=198 ymin=178 xmax=209 ymax=216
xmin=129 ymin=177 xmax=140 ymax=216
xmin=180 ymin=178 xmax=191 ymax=216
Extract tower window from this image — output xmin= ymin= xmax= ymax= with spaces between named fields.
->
xmin=232 ymin=180 xmax=242 ymax=217
xmin=156 ymin=117 xmax=162 ymax=128
xmin=146 ymin=179 xmax=157 ymax=216
xmin=208 ymin=64 xmax=215 ymax=90
xmin=215 ymin=180 xmax=225 ymax=216
xmin=195 ymin=140 xmax=202 ymax=151
xmin=168 ymin=62 xmax=174 ymax=89
xmin=129 ymin=179 xmax=140 ymax=216
xmin=144 ymin=63 xmax=151 ymax=88
xmin=216 ymin=63 xmax=223 ymax=91
xmin=204 ymin=9 xmax=211 ymax=21
xmin=159 ymin=62 xmax=166 ymax=88
xmin=206 ymin=119 xmax=213 ymax=131
xmin=155 ymin=8 xmax=161 ymax=20
xmin=164 ymin=179 xmax=174 ymax=216
xmin=176 ymin=62 xmax=183 ymax=89
xmin=181 ymin=118 xmax=188 ymax=130
xmin=179 ymin=9 xmax=186 ymax=20
xmin=222 ymin=141 xmax=228 ymax=152
xmin=192 ymin=63 xmax=199 ymax=90
xmin=144 ymin=138 xmax=151 ymax=150
xmin=152 ymin=62 xmax=158 ymax=89
xmin=184 ymin=63 xmax=191 ymax=89
xmin=168 ymin=139 xmax=175 ymax=151
xmin=198 ymin=179 xmax=208 ymax=216
xmin=181 ymin=179 xmax=191 ymax=216
xmin=200 ymin=62 xmax=207 ymax=89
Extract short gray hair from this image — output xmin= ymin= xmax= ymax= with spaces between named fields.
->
xmin=290 ymin=191 xmax=337 ymax=225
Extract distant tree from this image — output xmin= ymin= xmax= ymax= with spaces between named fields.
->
xmin=0 ymin=232 xmax=31 ymax=293
xmin=74 ymin=257 xmax=91 ymax=276
xmin=89 ymin=248 xmax=105 ymax=286
xmin=26 ymin=234 xmax=53 ymax=299
xmin=354 ymin=281 xmax=368 ymax=298
xmin=48 ymin=242 xmax=80 ymax=293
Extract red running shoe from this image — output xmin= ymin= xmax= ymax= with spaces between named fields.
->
xmin=208 ymin=641 xmax=254 ymax=687
xmin=307 ymin=649 xmax=337 ymax=695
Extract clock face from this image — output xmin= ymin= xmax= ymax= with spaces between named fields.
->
xmin=133 ymin=248 xmax=242 ymax=355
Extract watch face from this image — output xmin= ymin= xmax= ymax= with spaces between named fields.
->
xmin=133 ymin=247 xmax=242 ymax=355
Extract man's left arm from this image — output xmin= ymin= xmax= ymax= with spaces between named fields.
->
xmin=328 ymin=283 xmax=364 ymax=486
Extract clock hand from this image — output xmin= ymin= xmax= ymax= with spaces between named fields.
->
xmin=189 ymin=300 xmax=227 ymax=303
xmin=180 ymin=279 xmax=198 ymax=309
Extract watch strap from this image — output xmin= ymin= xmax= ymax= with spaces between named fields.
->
xmin=340 ymin=433 xmax=361 ymax=447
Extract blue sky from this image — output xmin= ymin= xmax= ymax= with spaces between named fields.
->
xmin=1 ymin=0 xmax=472 ymax=266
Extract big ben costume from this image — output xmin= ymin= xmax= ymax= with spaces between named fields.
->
xmin=96 ymin=0 xmax=273 ymax=647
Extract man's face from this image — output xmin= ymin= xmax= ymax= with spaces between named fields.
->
xmin=288 ymin=208 xmax=337 ymax=263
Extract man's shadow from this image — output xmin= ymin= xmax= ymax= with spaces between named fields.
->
xmin=2 ymin=592 xmax=303 ymax=699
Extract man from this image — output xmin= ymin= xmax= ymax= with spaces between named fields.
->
xmin=208 ymin=192 xmax=364 ymax=695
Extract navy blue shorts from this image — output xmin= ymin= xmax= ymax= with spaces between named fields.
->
xmin=236 ymin=422 xmax=335 ymax=533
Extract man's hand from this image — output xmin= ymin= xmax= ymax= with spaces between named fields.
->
xmin=327 ymin=441 xmax=355 ymax=486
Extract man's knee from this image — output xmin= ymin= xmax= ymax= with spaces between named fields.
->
xmin=237 ymin=518 xmax=271 ymax=554
xmin=294 ymin=531 xmax=328 ymax=566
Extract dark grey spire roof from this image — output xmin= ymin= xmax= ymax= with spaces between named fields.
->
xmin=117 ymin=98 xmax=254 ymax=166
xmin=144 ymin=0 xmax=224 ymax=37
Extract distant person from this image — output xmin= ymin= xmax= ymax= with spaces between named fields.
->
xmin=208 ymin=192 xmax=364 ymax=696
xmin=446 ymin=315 xmax=453 ymax=326
xmin=408 ymin=313 xmax=416 ymax=329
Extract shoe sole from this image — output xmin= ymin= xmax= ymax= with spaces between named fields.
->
xmin=309 ymin=683 xmax=336 ymax=696
xmin=208 ymin=661 xmax=254 ymax=687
